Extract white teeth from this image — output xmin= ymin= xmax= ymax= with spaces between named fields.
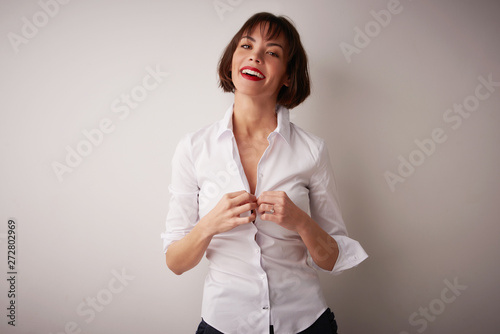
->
xmin=242 ymin=69 xmax=264 ymax=79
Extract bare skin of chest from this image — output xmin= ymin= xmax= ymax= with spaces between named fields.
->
xmin=235 ymin=136 xmax=269 ymax=195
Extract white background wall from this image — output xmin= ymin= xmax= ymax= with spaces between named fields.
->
xmin=1 ymin=0 xmax=499 ymax=333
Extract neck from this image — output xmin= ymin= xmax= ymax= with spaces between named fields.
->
xmin=233 ymin=92 xmax=278 ymax=138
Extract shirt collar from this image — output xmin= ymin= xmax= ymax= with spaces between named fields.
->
xmin=216 ymin=103 xmax=291 ymax=144
xmin=274 ymin=104 xmax=291 ymax=144
xmin=216 ymin=104 xmax=235 ymax=139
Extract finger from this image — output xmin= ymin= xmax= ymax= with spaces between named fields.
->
xmin=257 ymin=194 xmax=277 ymax=206
xmin=260 ymin=191 xmax=287 ymax=197
xmin=233 ymin=212 xmax=256 ymax=225
xmin=260 ymin=191 xmax=283 ymax=196
xmin=257 ymin=203 xmax=274 ymax=214
xmin=258 ymin=191 xmax=288 ymax=206
xmin=259 ymin=211 xmax=278 ymax=223
xmin=233 ymin=191 xmax=257 ymax=205
xmin=226 ymin=190 xmax=248 ymax=199
xmin=233 ymin=201 xmax=258 ymax=216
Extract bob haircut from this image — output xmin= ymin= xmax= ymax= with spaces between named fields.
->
xmin=218 ymin=12 xmax=310 ymax=109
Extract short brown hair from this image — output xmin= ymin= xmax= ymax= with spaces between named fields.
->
xmin=218 ymin=12 xmax=310 ymax=109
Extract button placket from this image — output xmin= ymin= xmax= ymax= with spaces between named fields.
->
xmin=254 ymin=132 xmax=276 ymax=197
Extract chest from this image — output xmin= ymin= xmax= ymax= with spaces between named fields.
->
xmin=235 ymin=137 xmax=269 ymax=194
xmin=195 ymin=135 xmax=312 ymax=218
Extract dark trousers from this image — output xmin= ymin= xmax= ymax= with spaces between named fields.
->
xmin=195 ymin=308 xmax=338 ymax=334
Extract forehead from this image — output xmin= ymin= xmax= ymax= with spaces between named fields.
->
xmin=241 ymin=22 xmax=287 ymax=44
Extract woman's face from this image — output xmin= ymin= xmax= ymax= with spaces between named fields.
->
xmin=231 ymin=23 xmax=290 ymax=102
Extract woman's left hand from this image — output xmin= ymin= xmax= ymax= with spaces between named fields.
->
xmin=258 ymin=191 xmax=339 ymax=271
xmin=257 ymin=191 xmax=310 ymax=232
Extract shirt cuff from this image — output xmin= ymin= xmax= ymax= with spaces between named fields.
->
xmin=307 ymin=235 xmax=368 ymax=275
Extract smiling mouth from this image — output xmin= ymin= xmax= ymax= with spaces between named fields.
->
xmin=241 ymin=69 xmax=265 ymax=79
xmin=240 ymin=67 xmax=266 ymax=81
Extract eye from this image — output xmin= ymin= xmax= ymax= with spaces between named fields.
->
xmin=267 ymin=51 xmax=279 ymax=58
xmin=241 ymin=44 xmax=251 ymax=49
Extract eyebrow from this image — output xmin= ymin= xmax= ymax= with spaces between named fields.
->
xmin=240 ymin=35 xmax=284 ymax=50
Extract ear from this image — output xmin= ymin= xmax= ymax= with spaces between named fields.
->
xmin=283 ymin=75 xmax=291 ymax=87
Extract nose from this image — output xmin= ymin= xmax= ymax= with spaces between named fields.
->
xmin=249 ymin=56 xmax=261 ymax=64
xmin=249 ymin=49 xmax=262 ymax=64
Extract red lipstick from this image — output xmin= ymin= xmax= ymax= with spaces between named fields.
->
xmin=240 ymin=66 xmax=265 ymax=81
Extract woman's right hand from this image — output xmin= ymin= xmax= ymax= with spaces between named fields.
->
xmin=200 ymin=190 xmax=257 ymax=237
xmin=166 ymin=190 xmax=256 ymax=275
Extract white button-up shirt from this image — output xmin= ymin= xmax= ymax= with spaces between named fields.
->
xmin=162 ymin=104 xmax=368 ymax=333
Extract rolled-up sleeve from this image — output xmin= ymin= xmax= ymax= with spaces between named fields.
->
xmin=307 ymin=140 xmax=368 ymax=275
xmin=161 ymin=135 xmax=199 ymax=253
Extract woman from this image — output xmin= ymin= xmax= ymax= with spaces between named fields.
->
xmin=162 ymin=12 xmax=368 ymax=334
